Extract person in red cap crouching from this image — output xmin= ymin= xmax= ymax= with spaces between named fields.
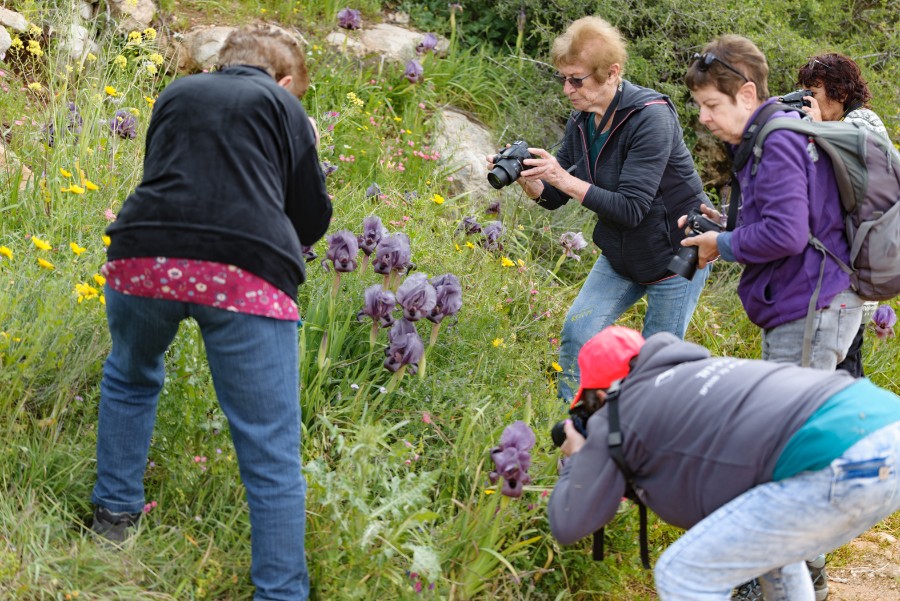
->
xmin=548 ymin=326 xmax=900 ymax=601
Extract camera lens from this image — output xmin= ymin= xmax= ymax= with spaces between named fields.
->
xmin=488 ymin=161 xmax=519 ymax=190
xmin=668 ymin=246 xmax=699 ymax=280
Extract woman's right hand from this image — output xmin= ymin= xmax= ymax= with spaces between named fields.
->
xmin=802 ymin=96 xmax=824 ymax=122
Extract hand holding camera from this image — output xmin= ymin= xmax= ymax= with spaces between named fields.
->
xmin=669 ymin=207 xmax=723 ymax=280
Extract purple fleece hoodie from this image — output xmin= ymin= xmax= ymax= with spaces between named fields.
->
xmin=729 ymin=99 xmax=850 ymax=329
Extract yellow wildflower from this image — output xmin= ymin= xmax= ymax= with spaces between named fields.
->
xmin=465 ymin=241 xmax=475 ymax=249
xmin=93 ymin=274 xmax=107 ymax=286
xmin=38 ymin=258 xmax=55 ymax=270
xmin=129 ymin=107 xmax=141 ymax=117
xmin=346 ymin=92 xmax=365 ymax=107
xmin=29 ymin=24 xmax=42 ymax=36
xmin=454 ymin=243 xmax=461 ymax=252
xmin=100 ymin=295 xmax=106 ymax=305
xmin=70 ymin=242 xmax=87 ymax=255
xmin=145 ymin=96 xmax=156 ymax=108
xmin=102 ymin=235 xmax=111 ymax=247
xmin=149 ymin=53 xmax=164 ymax=66
xmin=31 ymin=237 xmax=52 ymax=251
xmin=60 ymin=168 xmax=72 ymax=178
xmin=484 ymin=489 xmax=496 ymax=495
xmin=113 ymin=55 xmax=127 ymax=69
xmin=0 ymin=246 xmax=12 ymax=260
xmin=432 ymin=194 xmax=445 ymax=205
xmin=393 ymin=116 xmax=402 ymax=122
xmin=492 ymin=338 xmax=504 ymax=347
xmin=127 ymin=31 xmax=143 ymax=44
xmin=517 ymin=259 xmax=526 ymax=268
xmin=145 ymin=64 xmax=157 ymax=76
xmin=83 ymin=179 xmax=99 ymax=191
xmin=87 ymin=52 xmax=97 ymax=61
xmin=500 ymin=257 xmax=515 ymax=267
xmin=75 ymin=282 xmax=100 ymax=302
xmin=551 ymin=361 xmax=563 ymax=372
xmin=10 ymin=37 xmax=23 ymax=50
xmin=104 ymin=85 xmax=119 ymax=97
xmin=63 ymin=184 xmax=86 ymax=194
xmin=27 ymin=81 xmax=42 ymax=91
xmin=143 ymin=27 xmax=157 ymax=41
xmin=27 ymin=40 xmax=43 ymax=57
xmin=65 ymin=65 xmax=73 ymax=73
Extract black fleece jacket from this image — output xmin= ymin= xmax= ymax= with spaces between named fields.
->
xmin=106 ymin=65 xmax=332 ymax=298
xmin=536 ymin=80 xmax=707 ymax=283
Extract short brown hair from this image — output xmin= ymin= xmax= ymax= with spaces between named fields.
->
xmin=684 ymin=35 xmax=769 ymax=101
xmin=797 ymin=53 xmax=872 ymax=110
xmin=550 ymin=16 xmax=628 ymax=79
xmin=218 ymin=24 xmax=309 ymax=98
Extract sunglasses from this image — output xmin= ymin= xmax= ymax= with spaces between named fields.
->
xmin=553 ymin=72 xmax=593 ymax=89
xmin=807 ymin=57 xmax=832 ymax=70
xmin=691 ymin=53 xmax=749 ymax=82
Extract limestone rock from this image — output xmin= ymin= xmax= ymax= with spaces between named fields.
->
xmin=0 ymin=26 xmax=11 ymax=60
xmin=79 ymin=1 xmax=96 ymax=21
xmin=0 ymin=143 xmax=34 ymax=192
xmin=326 ymin=23 xmax=447 ymax=63
xmin=58 ymin=23 xmax=99 ymax=62
xmin=432 ymin=108 xmax=500 ymax=200
xmin=179 ymin=25 xmax=235 ymax=71
xmin=0 ymin=7 xmax=28 ymax=33
xmin=107 ymin=0 xmax=156 ymax=33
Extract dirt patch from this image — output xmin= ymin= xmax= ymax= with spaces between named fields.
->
xmin=829 ymin=532 xmax=900 ymax=601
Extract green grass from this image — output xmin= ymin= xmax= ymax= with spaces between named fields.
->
xmin=1 ymin=2 xmax=899 ymax=600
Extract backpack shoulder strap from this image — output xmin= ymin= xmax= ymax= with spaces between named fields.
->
xmin=606 ymin=389 xmax=651 ymax=569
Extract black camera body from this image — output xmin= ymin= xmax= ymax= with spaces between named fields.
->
xmin=668 ymin=208 xmax=723 ymax=280
xmin=550 ymin=404 xmax=592 ymax=447
xmin=780 ymin=89 xmax=813 ymax=109
xmin=487 ymin=141 xmax=533 ymax=189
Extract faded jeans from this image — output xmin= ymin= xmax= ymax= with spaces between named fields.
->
xmin=762 ymin=288 xmax=864 ymax=370
xmin=93 ymin=288 xmax=309 ymax=601
xmin=557 ymin=255 xmax=709 ymax=400
xmin=654 ymin=420 xmax=900 ymax=600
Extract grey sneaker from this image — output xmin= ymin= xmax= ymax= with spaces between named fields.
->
xmin=91 ymin=506 xmax=141 ymax=545
xmin=732 ymin=579 xmax=763 ymax=601
xmin=808 ymin=555 xmax=829 ymax=601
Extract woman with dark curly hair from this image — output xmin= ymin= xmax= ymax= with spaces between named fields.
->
xmin=798 ymin=53 xmax=889 ymax=379
xmin=797 ymin=53 xmax=889 ymax=138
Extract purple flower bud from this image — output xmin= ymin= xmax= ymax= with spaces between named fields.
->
xmin=872 ymin=305 xmax=897 ymax=340
xmin=321 ymin=161 xmax=338 ymax=176
xmin=301 ymin=244 xmax=317 ymax=261
xmin=488 ymin=421 xmax=535 ymax=498
xmin=372 ymin=233 xmax=412 ymax=276
xmin=483 ymin=221 xmax=504 ymax=251
xmin=384 ymin=319 xmax=425 ymax=373
xmin=366 ymin=182 xmax=382 ymax=198
xmin=456 ymin=216 xmax=482 ymax=235
xmin=109 ymin=110 xmax=138 ymax=139
xmin=337 ymin=7 xmax=362 ymax=30
xmin=322 ymin=230 xmax=359 ymax=273
xmin=358 ymin=284 xmax=396 ymax=327
xmin=416 ymin=33 xmax=438 ymax=55
xmin=396 ymin=273 xmax=437 ymax=321
xmin=428 ymin=273 xmax=462 ymax=324
xmin=404 ymin=59 xmax=424 ymax=84
xmin=560 ymin=231 xmax=588 ymax=260
xmin=358 ymin=215 xmax=388 ymax=256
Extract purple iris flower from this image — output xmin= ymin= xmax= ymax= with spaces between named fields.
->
xmin=337 ymin=8 xmax=362 ymax=30
xmin=427 ymin=273 xmax=462 ymax=324
xmin=416 ymin=33 xmax=438 ymax=54
xmin=109 ymin=110 xmax=138 ymax=139
xmin=366 ymin=182 xmax=382 ymax=198
xmin=384 ymin=319 xmax=425 ymax=374
xmin=372 ymin=233 xmax=412 ymax=276
xmin=358 ymin=215 xmax=388 ymax=256
xmin=321 ymin=230 xmax=359 ymax=272
xmin=485 ymin=200 xmax=501 ymax=215
xmin=321 ymin=161 xmax=338 ymax=176
xmin=358 ymin=284 xmax=396 ymax=328
xmin=872 ymin=305 xmax=897 ymax=339
xmin=404 ymin=59 xmax=424 ymax=84
xmin=456 ymin=216 xmax=482 ymax=235
xmin=483 ymin=221 xmax=504 ymax=251
xmin=396 ymin=273 xmax=437 ymax=322
xmin=560 ymin=231 xmax=588 ymax=260
xmin=301 ymin=244 xmax=317 ymax=261
xmin=488 ymin=421 xmax=535 ymax=498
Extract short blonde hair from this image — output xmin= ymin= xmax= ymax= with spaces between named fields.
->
xmin=218 ymin=24 xmax=309 ymax=98
xmin=550 ymin=16 xmax=628 ymax=79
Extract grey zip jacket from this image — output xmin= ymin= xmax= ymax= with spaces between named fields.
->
xmin=548 ymin=333 xmax=853 ymax=544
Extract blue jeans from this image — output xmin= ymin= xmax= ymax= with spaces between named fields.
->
xmin=93 ymin=288 xmax=309 ymax=601
xmin=557 ymin=256 xmax=709 ymax=400
xmin=654 ymin=420 xmax=900 ymax=600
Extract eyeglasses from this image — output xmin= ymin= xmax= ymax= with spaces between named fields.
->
xmin=691 ymin=53 xmax=749 ymax=82
xmin=807 ymin=57 xmax=832 ymax=70
xmin=553 ymin=72 xmax=593 ymax=89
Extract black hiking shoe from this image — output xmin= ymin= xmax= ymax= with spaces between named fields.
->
xmin=732 ymin=578 xmax=763 ymax=601
xmin=91 ymin=506 xmax=141 ymax=545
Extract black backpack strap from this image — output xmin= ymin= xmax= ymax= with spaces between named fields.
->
xmin=726 ymin=103 xmax=806 ymax=231
xmin=606 ymin=389 xmax=651 ymax=569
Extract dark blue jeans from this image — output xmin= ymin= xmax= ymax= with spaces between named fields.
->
xmin=93 ymin=288 xmax=309 ymax=600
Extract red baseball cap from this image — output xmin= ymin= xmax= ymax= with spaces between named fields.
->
xmin=571 ymin=326 xmax=645 ymax=408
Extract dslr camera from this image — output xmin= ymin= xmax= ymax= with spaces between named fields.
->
xmin=668 ymin=208 xmax=722 ymax=280
xmin=487 ymin=141 xmax=533 ymax=189
xmin=780 ymin=89 xmax=813 ymax=109
xmin=551 ymin=390 xmax=605 ymax=448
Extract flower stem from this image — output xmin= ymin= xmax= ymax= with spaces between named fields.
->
xmin=429 ymin=322 xmax=441 ymax=347
xmin=369 ymin=322 xmax=379 ymax=350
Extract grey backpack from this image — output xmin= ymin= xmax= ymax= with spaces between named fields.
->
xmin=748 ymin=114 xmax=900 ymax=301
